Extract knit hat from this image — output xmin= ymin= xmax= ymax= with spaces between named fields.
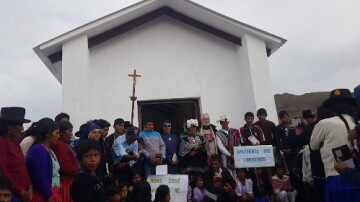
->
xmin=81 ymin=123 xmax=101 ymax=139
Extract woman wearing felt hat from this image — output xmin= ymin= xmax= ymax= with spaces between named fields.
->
xmin=0 ymin=107 xmax=32 ymax=202
xmin=310 ymin=89 xmax=360 ymax=202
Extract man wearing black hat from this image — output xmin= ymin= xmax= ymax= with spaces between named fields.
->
xmin=310 ymin=89 xmax=360 ymax=201
xmin=112 ymin=126 xmax=140 ymax=183
xmin=290 ymin=110 xmax=317 ymax=148
xmin=123 ymin=121 xmax=133 ymax=134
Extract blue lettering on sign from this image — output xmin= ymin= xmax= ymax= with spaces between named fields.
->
xmin=264 ymin=149 xmax=271 ymax=153
xmin=236 ymin=149 xmax=259 ymax=155
xmin=243 ymin=157 xmax=266 ymax=163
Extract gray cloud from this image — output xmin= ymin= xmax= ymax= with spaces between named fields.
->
xmin=1 ymin=0 xmax=359 ymax=123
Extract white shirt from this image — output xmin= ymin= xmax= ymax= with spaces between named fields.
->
xmin=20 ymin=136 xmax=35 ymax=157
xmin=216 ymin=134 xmax=231 ymax=157
xmin=310 ymin=115 xmax=355 ymax=177
xmin=235 ymin=178 xmax=253 ymax=196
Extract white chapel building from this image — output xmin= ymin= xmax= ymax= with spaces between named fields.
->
xmin=34 ymin=0 xmax=286 ymax=133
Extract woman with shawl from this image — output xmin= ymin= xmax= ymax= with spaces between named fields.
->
xmin=179 ymin=119 xmax=210 ymax=181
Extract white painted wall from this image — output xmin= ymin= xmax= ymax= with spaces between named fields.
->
xmin=62 ymin=34 xmax=91 ymax=129
xmin=244 ymin=34 xmax=278 ymax=123
xmin=62 ymin=16 xmax=276 ymax=131
xmin=237 ymin=34 xmax=278 ymax=123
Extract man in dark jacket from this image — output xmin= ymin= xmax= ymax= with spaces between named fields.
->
xmin=276 ymin=111 xmax=300 ymax=174
xmin=254 ymin=108 xmax=276 ymax=146
xmin=105 ymin=118 xmax=125 ymax=149
xmin=291 ymin=110 xmax=317 ymax=148
xmin=204 ymin=155 xmax=237 ymax=201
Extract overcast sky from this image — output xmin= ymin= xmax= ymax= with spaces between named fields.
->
xmin=1 ymin=0 xmax=359 ymax=123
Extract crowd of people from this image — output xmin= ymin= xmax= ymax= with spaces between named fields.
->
xmin=0 ymin=86 xmax=360 ymax=202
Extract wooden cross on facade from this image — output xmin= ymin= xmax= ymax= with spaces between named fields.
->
xmin=128 ymin=69 xmax=141 ymax=125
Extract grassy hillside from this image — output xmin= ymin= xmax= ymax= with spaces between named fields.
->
xmin=274 ymin=92 xmax=329 ymax=118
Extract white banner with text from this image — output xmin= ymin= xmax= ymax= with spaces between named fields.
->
xmin=234 ymin=145 xmax=275 ymax=168
xmin=147 ymin=174 xmax=189 ymax=202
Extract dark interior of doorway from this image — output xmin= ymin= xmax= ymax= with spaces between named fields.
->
xmin=138 ymin=98 xmax=201 ymax=136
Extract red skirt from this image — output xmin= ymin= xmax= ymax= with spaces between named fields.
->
xmin=32 ymin=188 xmax=61 ymax=202
xmin=60 ymin=176 xmax=74 ymax=202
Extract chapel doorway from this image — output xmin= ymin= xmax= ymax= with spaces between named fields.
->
xmin=137 ymin=98 xmax=201 ymax=135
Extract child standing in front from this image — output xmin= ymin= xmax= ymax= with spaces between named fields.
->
xmin=235 ymin=168 xmax=254 ymax=202
xmin=271 ymin=164 xmax=297 ymax=202
xmin=193 ymin=175 xmax=206 ymax=202
xmin=71 ymin=139 xmax=106 ymax=202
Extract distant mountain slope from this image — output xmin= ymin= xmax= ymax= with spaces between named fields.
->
xmin=274 ymin=92 xmax=329 ymax=118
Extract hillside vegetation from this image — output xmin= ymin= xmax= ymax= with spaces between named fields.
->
xmin=274 ymin=92 xmax=329 ymax=118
